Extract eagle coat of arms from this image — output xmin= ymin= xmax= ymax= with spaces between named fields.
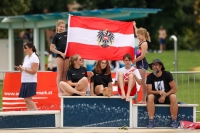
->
xmin=97 ymin=29 xmax=114 ymax=48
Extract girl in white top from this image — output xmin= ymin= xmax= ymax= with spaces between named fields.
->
xmin=15 ymin=42 xmax=39 ymax=111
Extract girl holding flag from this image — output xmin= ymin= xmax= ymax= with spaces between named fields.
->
xmin=133 ymin=21 xmax=151 ymax=104
xmin=50 ymin=20 xmax=69 ymax=95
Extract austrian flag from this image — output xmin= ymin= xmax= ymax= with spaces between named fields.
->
xmin=65 ymin=15 xmax=135 ymax=60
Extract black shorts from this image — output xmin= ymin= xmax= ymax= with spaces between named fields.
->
xmin=47 ymin=67 xmax=57 ymax=72
xmin=146 ymin=94 xmax=173 ymax=104
xmin=72 ymin=93 xmax=81 ymax=96
xmin=136 ymin=60 xmax=148 ymax=70
xmin=19 ymin=82 xmax=37 ymax=98
xmin=56 ymin=54 xmax=69 ymax=60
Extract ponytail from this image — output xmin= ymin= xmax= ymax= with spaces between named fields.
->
xmin=145 ymin=31 xmax=151 ymax=42
xmin=32 ymin=45 xmax=38 ymax=57
xmin=137 ymin=28 xmax=151 ymax=42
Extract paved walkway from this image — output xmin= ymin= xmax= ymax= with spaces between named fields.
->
xmin=0 ymin=128 xmax=199 ymax=133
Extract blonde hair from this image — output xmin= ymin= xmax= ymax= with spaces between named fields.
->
xmin=56 ymin=20 xmax=66 ymax=33
xmin=137 ymin=28 xmax=151 ymax=42
xmin=69 ymin=54 xmax=80 ymax=68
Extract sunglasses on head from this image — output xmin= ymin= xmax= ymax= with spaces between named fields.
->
xmin=23 ymin=43 xmax=28 ymax=49
xmin=23 ymin=45 xmax=27 ymax=49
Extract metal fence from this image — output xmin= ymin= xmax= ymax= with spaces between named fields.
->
xmin=172 ymin=71 xmax=200 ymax=121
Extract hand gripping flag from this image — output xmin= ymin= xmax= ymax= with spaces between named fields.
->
xmin=65 ymin=15 xmax=135 ymax=60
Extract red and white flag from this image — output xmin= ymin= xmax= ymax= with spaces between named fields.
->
xmin=65 ymin=15 xmax=135 ymax=60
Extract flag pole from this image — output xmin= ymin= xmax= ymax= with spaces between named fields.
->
xmin=64 ymin=14 xmax=72 ymax=55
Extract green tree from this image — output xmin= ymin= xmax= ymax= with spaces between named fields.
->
xmin=26 ymin=0 xmax=75 ymax=14
xmin=0 ymin=0 xmax=31 ymax=38
xmin=143 ymin=0 xmax=200 ymax=50
xmin=0 ymin=0 xmax=31 ymax=15
xmin=1 ymin=0 xmax=200 ymax=50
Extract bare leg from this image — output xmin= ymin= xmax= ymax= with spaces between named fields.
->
xmin=170 ymin=94 xmax=178 ymax=120
xmin=94 ymin=85 xmax=104 ymax=95
xmin=59 ymin=81 xmax=85 ymax=96
xmin=56 ymin=58 xmax=65 ymax=95
xmin=163 ymin=44 xmax=166 ymax=51
xmin=75 ymin=77 xmax=88 ymax=95
xmin=159 ymin=44 xmax=162 ymax=51
xmin=147 ymin=94 xmax=155 ymax=119
xmin=126 ymin=73 xmax=135 ymax=102
xmin=118 ymin=72 xmax=126 ymax=99
xmin=62 ymin=58 xmax=69 ymax=81
xmin=24 ymin=97 xmax=37 ymax=111
xmin=138 ymin=69 xmax=147 ymax=103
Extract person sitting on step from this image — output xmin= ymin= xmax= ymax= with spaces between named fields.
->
xmin=146 ymin=59 xmax=178 ymax=128
xmin=90 ymin=60 xmax=113 ymax=98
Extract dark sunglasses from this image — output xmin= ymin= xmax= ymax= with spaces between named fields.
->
xmin=79 ymin=58 xmax=83 ymax=61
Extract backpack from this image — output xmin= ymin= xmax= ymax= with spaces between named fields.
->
xmin=179 ymin=120 xmax=200 ymax=129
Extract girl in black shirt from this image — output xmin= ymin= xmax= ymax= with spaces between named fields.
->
xmin=50 ymin=20 xmax=69 ymax=95
xmin=90 ymin=60 xmax=113 ymax=98
xmin=59 ymin=54 xmax=90 ymax=96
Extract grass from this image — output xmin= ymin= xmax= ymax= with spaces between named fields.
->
xmin=0 ymin=50 xmax=200 ymax=120
xmin=146 ymin=50 xmax=200 ymax=71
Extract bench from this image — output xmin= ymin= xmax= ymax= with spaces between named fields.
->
xmin=0 ymin=110 xmax=60 ymax=128
xmin=132 ymin=104 xmax=199 ymax=128
xmin=60 ymin=96 xmax=133 ymax=127
xmin=60 ymin=96 xmax=199 ymax=128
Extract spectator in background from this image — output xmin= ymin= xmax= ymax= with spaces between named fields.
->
xmin=47 ymin=51 xmax=57 ymax=72
xmin=19 ymin=29 xmax=33 ymax=43
xmin=90 ymin=60 xmax=113 ymax=98
xmin=26 ymin=29 xmax=33 ymax=42
xmin=158 ymin=26 xmax=167 ymax=53
xmin=146 ymin=59 xmax=178 ymax=128
xmin=15 ymin=42 xmax=39 ymax=111
xmin=19 ymin=31 xmax=27 ymax=39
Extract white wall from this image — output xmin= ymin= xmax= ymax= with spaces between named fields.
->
xmin=0 ymin=39 xmax=9 ymax=80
